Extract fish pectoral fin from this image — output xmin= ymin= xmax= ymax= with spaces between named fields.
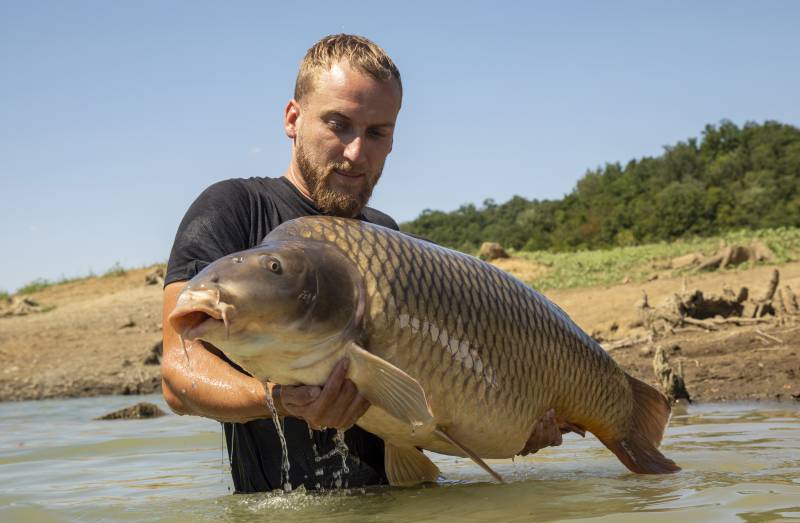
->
xmin=435 ymin=427 xmax=505 ymax=484
xmin=384 ymin=443 xmax=440 ymax=486
xmin=346 ymin=342 xmax=435 ymax=431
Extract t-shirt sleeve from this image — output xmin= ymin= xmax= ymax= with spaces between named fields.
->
xmin=362 ymin=207 xmax=400 ymax=231
xmin=165 ymin=179 xmax=254 ymax=286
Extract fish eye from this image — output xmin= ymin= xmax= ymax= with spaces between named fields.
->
xmin=260 ymin=255 xmax=282 ymax=274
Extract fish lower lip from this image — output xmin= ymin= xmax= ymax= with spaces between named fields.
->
xmin=184 ymin=316 xmax=225 ymax=340
xmin=169 ymin=304 xmax=226 ymax=339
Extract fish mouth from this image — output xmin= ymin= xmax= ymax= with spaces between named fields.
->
xmin=169 ymin=291 xmax=233 ymax=341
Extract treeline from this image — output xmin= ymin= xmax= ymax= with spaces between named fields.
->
xmin=401 ymin=120 xmax=800 ymax=252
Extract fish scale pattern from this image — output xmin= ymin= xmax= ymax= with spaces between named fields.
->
xmin=273 ymin=217 xmax=634 ymax=439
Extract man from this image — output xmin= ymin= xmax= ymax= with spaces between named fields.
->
xmin=162 ymin=34 xmax=565 ymax=493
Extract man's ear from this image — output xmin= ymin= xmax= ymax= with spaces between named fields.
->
xmin=284 ymin=99 xmax=301 ymax=140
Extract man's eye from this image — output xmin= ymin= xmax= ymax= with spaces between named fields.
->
xmin=368 ymin=128 xmax=387 ymax=138
xmin=328 ymin=120 xmax=347 ymax=131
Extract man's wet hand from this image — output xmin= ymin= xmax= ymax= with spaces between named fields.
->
xmin=278 ymin=359 xmax=370 ymax=431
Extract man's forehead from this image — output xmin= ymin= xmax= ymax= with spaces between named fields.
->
xmin=304 ymin=62 xmax=401 ymax=116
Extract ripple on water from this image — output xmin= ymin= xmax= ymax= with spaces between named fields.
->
xmin=0 ymin=396 xmax=798 ymax=522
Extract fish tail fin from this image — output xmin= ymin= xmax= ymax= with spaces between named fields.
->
xmin=598 ymin=373 xmax=681 ymax=474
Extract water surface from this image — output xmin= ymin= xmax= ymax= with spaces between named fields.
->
xmin=1 ymin=395 xmax=798 ymax=522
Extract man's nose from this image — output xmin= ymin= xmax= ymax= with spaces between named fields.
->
xmin=342 ymin=135 xmax=365 ymax=164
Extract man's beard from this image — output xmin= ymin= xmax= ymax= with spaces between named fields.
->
xmin=296 ymin=142 xmax=380 ymax=218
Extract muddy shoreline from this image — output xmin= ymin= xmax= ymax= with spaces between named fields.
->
xmin=1 ymin=264 xmax=798 ymax=404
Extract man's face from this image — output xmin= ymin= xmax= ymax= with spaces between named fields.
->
xmin=288 ymin=62 xmax=402 ymax=217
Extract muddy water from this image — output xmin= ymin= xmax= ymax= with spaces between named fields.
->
xmin=1 ymin=394 xmax=798 ymax=522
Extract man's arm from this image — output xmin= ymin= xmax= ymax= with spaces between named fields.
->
xmin=161 ymin=281 xmax=370 ymax=428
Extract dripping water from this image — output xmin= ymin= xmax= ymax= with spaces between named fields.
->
xmin=265 ymin=386 xmax=292 ymax=492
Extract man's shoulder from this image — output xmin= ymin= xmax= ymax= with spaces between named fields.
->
xmin=361 ymin=207 xmax=399 ymax=231
xmin=201 ymin=176 xmax=283 ymax=200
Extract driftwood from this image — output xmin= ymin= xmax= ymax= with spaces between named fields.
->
xmin=695 ymin=242 xmax=775 ymax=272
xmin=652 ymin=345 xmax=691 ymax=403
xmin=638 ymin=269 xmax=796 ymax=339
xmin=602 ymin=336 xmax=649 ymax=351
xmin=785 ymin=285 xmax=800 ymax=314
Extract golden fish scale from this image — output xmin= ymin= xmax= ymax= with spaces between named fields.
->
xmin=284 ymin=217 xmax=633 ymax=456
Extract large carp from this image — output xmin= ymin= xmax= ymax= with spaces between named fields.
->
xmin=169 ymin=216 xmax=679 ymax=485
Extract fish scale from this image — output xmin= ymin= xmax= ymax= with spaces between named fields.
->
xmin=172 ymin=215 xmax=680 ymax=484
xmin=276 ymin=217 xmax=628 ymax=453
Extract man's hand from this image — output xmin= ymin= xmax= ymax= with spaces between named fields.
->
xmin=518 ymin=408 xmax=586 ymax=456
xmin=279 ymin=359 xmax=370 ymax=431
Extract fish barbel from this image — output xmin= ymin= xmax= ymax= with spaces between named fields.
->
xmin=169 ymin=216 xmax=679 ymax=485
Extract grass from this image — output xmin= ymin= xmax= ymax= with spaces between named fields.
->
xmin=102 ymin=262 xmax=127 ymax=278
xmin=512 ymin=227 xmax=800 ymax=290
xmin=0 ymin=291 xmax=9 ymax=301
xmin=15 ymin=262 xmax=129 ymax=295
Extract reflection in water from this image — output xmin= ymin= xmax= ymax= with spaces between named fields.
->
xmin=0 ymin=395 xmax=798 ymax=522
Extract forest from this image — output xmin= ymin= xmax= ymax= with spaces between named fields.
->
xmin=401 ymin=121 xmax=800 ymax=252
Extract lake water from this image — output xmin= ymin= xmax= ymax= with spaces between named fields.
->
xmin=1 ymin=394 xmax=799 ymax=522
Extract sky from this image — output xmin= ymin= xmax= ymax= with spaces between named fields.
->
xmin=1 ymin=1 xmax=799 ymax=293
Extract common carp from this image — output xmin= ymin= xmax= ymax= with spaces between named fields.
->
xmin=169 ymin=216 xmax=679 ymax=485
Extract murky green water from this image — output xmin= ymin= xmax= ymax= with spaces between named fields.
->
xmin=1 ymin=395 xmax=799 ymax=522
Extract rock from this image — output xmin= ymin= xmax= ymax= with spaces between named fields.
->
xmin=0 ymin=296 xmax=49 ymax=318
xmin=144 ymin=266 xmax=165 ymax=286
xmin=478 ymin=242 xmax=509 ymax=261
xmin=95 ymin=402 xmax=166 ymax=420
xmin=143 ymin=340 xmax=163 ymax=365
xmin=118 ymin=318 xmax=136 ymax=329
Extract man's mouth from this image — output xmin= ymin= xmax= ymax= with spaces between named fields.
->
xmin=333 ymin=169 xmax=365 ymax=179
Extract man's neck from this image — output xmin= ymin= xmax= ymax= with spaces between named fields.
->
xmin=283 ymin=163 xmax=313 ymax=201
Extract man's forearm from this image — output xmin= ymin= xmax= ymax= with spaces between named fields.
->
xmin=161 ymin=338 xmax=283 ymax=423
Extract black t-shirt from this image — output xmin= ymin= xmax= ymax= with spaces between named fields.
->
xmin=165 ymin=176 xmax=398 ymax=492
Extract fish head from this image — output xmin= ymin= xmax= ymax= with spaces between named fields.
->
xmin=168 ymin=240 xmax=359 ymax=365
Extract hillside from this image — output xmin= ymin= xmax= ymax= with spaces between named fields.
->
xmin=403 ymin=120 xmax=800 ymax=252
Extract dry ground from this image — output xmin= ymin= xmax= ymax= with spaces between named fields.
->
xmin=1 ymin=262 xmax=798 ymax=403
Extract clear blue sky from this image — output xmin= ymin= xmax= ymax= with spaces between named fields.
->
xmin=2 ymin=1 xmax=799 ymax=292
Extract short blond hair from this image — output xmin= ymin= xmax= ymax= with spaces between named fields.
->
xmin=294 ymin=34 xmax=402 ymax=103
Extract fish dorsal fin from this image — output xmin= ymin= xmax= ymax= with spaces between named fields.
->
xmin=384 ymin=443 xmax=440 ymax=486
xmin=435 ymin=427 xmax=505 ymax=483
xmin=345 ymin=342 xmax=435 ymax=431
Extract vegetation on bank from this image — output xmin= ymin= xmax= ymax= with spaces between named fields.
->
xmin=518 ymin=227 xmax=800 ymax=290
xmin=402 ymin=120 xmax=800 ymax=253
xmin=14 ymin=262 xmax=138 ymax=295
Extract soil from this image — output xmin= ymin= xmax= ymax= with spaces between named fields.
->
xmin=1 ymin=262 xmax=798 ymax=404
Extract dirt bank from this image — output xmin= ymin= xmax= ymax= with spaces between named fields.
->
xmin=1 ymin=262 xmax=798 ymax=403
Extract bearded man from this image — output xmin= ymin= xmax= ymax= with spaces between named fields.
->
xmin=161 ymin=34 xmax=565 ymax=493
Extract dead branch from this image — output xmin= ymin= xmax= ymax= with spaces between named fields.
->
xmin=785 ymin=285 xmax=799 ymax=314
xmin=755 ymin=329 xmax=783 ymax=344
xmin=761 ymin=269 xmax=780 ymax=301
xmin=602 ymin=336 xmax=649 ymax=351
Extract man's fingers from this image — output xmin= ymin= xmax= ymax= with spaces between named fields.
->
xmin=340 ymin=392 xmax=370 ymax=429
xmin=315 ymin=359 xmax=349 ymax=407
xmin=281 ymin=385 xmax=321 ymax=408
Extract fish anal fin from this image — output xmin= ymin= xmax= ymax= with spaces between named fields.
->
xmin=346 ymin=343 xmax=435 ymax=431
xmin=435 ymin=427 xmax=504 ymax=483
xmin=598 ymin=373 xmax=681 ymax=474
xmin=384 ymin=443 xmax=440 ymax=486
